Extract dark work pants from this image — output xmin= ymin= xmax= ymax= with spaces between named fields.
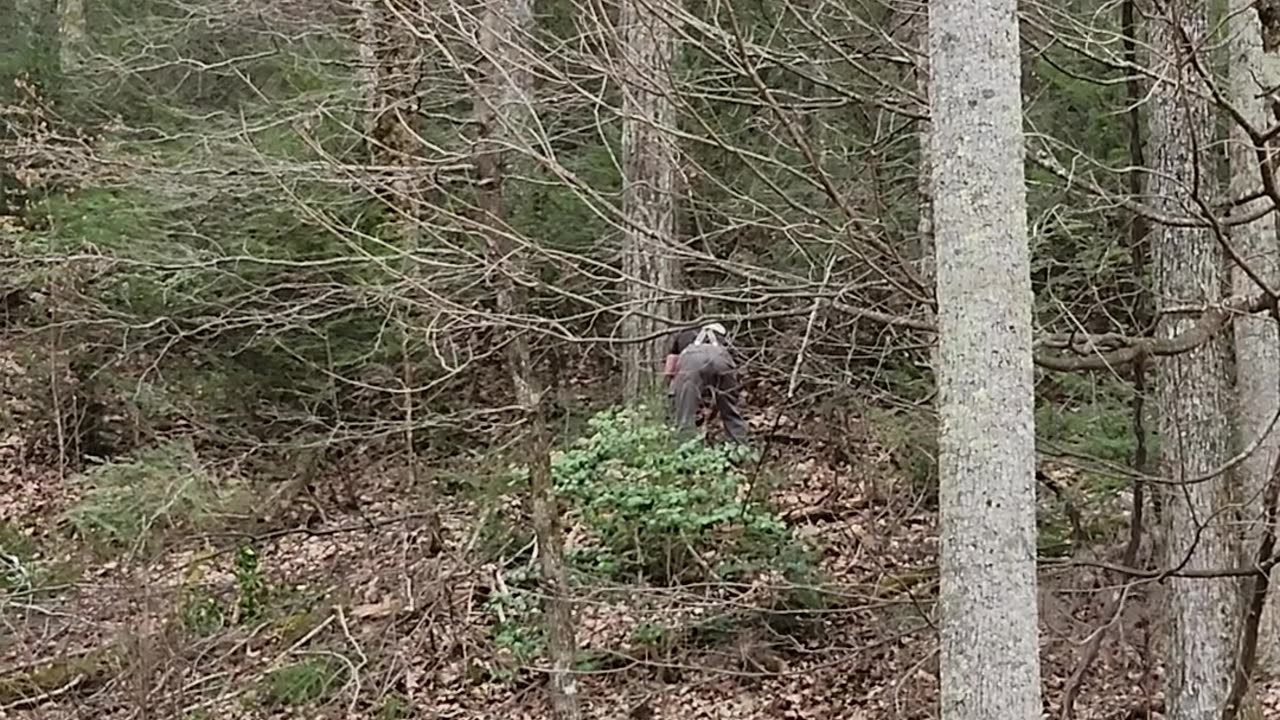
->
xmin=671 ymin=343 xmax=747 ymax=443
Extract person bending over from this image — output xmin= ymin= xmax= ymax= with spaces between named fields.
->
xmin=663 ymin=322 xmax=747 ymax=443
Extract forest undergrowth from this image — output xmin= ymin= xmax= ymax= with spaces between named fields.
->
xmin=2 ymin=337 xmax=1269 ymax=720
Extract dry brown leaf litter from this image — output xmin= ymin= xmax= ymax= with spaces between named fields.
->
xmin=2 ymin=378 xmax=1276 ymax=718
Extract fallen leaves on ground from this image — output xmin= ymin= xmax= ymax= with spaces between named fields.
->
xmin=0 ymin=394 xmax=1237 ymax=720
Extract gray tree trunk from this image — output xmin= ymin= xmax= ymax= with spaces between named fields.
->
xmin=357 ymin=0 xmax=381 ymax=136
xmin=904 ymin=0 xmax=933 ymax=291
xmin=58 ymin=0 xmax=86 ymax=71
xmin=906 ymin=0 xmax=938 ymax=379
xmin=1231 ymin=0 xmax=1280 ymax=679
xmin=358 ymin=0 xmax=423 ymax=210
xmin=1230 ymin=0 xmax=1280 ymax=679
xmin=473 ymin=0 xmax=581 ymax=717
xmin=620 ymin=0 xmax=680 ymax=400
xmin=928 ymin=0 xmax=1043 ymax=718
xmin=358 ymin=0 xmax=431 ymax=487
xmin=1149 ymin=0 xmax=1240 ymax=716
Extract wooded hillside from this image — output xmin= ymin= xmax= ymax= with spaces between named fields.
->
xmin=3 ymin=0 xmax=1279 ymax=718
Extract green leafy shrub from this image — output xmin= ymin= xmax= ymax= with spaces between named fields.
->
xmin=481 ymin=565 xmax=546 ymax=680
xmin=61 ymin=439 xmax=254 ymax=557
xmin=176 ymin=544 xmax=274 ymax=637
xmin=546 ymin=406 xmax=799 ymax=585
xmin=473 ymin=407 xmax=821 ymax=677
xmin=234 ymin=543 xmax=268 ymax=624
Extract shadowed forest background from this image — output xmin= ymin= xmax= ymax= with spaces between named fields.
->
xmin=4 ymin=0 xmax=1280 ymax=717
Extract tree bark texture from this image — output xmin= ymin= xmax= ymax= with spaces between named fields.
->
xmin=928 ymin=1 xmax=1044 ymax=719
xmin=619 ymin=0 xmax=680 ymax=400
xmin=473 ymin=0 xmax=581 ymax=717
xmin=359 ymin=0 xmax=425 ymax=211
xmin=904 ymin=0 xmax=937 ymax=377
xmin=1149 ymin=0 xmax=1241 ymax=716
xmin=1231 ymin=0 xmax=1280 ymax=677
xmin=359 ymin=0 xmax=434 ymax=482
xmin=905 ymin=0 xmax=934 ymax=290
xmin=58 ymin=0 xmax=85 ymax=71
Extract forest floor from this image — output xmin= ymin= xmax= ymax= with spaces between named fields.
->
xmin=3 ymin=350 xmax=1280 ymax=719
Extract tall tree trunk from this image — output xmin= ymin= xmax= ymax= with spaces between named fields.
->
xmin=357 ymin=0 xmax=382 ymax=137
xmin=907 ymin=0 xmax=933 ymax=294
xmin=359 ymin=0 xmax=424 ymax=215
xmin=929 ymin=0 xmax=1043 ymax=718
xmin=359 ymin=0 xmax=432 ymax=477
xmin=1231 ymin=0 xmax=1280 ymax=679
xmin=907 ymin=0 xmax=938 ymax=384
xmin=473 ymin=0 xmax=581 ymax=717
xmin=1149 ymin=0 xmax=1240 ymax=716
xmin=620 ymin=0 xmax=680 ymax=401
xmin=58 ymin=0 xmax=85 ymax=71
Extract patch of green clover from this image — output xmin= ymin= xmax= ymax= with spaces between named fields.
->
xmin=481 ymin=565 xmax=546 ymax=681
xmin=536 ymin=406 xmax=796 ymax=584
